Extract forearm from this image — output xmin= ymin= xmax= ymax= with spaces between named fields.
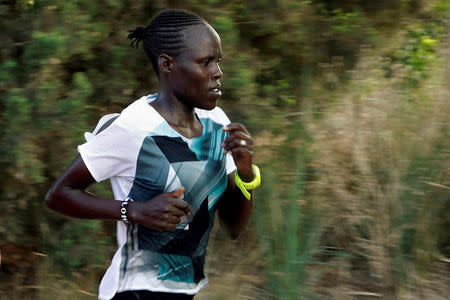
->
xmin=45 ymin=186 xmax=121 ymax=220
xmin=218 ymin=173 xmax=254 ymax=238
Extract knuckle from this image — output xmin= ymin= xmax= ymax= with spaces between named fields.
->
xmin=163 ymin=203 xmax=171 ymax=213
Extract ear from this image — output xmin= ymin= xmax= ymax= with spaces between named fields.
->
xmin=158 ymin=54 xmax=174 ymax=74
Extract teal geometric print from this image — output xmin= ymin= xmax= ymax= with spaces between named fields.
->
xmin=120 ymin=115 xmax=229 ymax=284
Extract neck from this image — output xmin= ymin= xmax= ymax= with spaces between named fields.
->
xmin=151 ymin=90 xmax=197 ymax=128
xmin=150 ymin=78 xmax=203 ymax=139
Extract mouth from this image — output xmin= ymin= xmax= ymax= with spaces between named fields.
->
xmin=208 ymin=88 xmax=222 ymax=97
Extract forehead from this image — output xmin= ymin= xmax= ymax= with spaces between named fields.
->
xmin=180 ymin=24 xmax=222 ymax=58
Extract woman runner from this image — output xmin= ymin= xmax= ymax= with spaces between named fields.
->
xmin=45 ymin=9 xmax=261 ymax=300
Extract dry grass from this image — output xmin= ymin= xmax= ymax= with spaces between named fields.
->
xmin=198 ymin=19 xmax=449 ymax=300
xmin=308 ymin=35 xmax=449 ymax=299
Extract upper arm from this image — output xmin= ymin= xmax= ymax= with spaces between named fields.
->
xmin=47 ymin=114 xmax=120 ymax=198
xmin=51 ymin=115 xmax=118 ymax=193
xmin=45 ymin=154 xmax=96 ymax=211
xmin=45 ymin=115 xmax=119 ymax=208
xmin=45 ymin=154 xmax=96 ymax=206
xmin=57 ymin=154 xmax=97 ymax=190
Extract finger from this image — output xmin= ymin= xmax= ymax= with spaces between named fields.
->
xmin=164 ymin=187 xmax=185 ymax=198
xmin=165 ymin=214 xmax=181 ymax=225
xmin=167 ymin=223 xmax=177 ymax=231
xmin=159 ymin=221 xmax=177 ymax=231
xmin=222 ymin=131 xmax=252 ymax=152
xmin=223 ymin=131 xmax=252 ymax=144
xmin=167 ymin=204 xmax=188 ymax=217
xmin=222 ymin=123 xmax=250 ymax=135
xmin=224 ymin=142 xmax=253 ymax=155
xmin=228 ymin=147 xmax=254 ymax=155
xmin=223 ymin=137 xmax=253 ymax=150
xmin=171 ymin=198 xmax=191 ymax=215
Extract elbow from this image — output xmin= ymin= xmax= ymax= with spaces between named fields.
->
xmin=225 ymin=223 xmax=245 ymax=240
xmin=45 ymin=186 xmax=61 ymax=211
xmin=44 ymin=189 xmax=55 ymax=210
xmin=229 ymin=230 xmax=241 ymax=240
xmin=218 ymin=212 xmax=250 ymax=240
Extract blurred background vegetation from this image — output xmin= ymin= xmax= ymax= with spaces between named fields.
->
xmin=0 ymin=0 xmax=449 ymax=299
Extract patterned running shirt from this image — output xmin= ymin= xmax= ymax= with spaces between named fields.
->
xmin=78 ymin=94 xmax=236 ymax=299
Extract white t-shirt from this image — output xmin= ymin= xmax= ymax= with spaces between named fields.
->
xmin=78 ymin=94 xmax=236 ymax=299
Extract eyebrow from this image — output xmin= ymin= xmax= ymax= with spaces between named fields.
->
xmin=197 ymin=55 xmax=222 ymax=61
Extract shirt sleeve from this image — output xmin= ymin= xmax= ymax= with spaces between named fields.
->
xmin=84 ymin=113 xmax=120 ymax=142
xmin=212 ymin=108 xmax=237 ymax=175
xmin=194 ymin=106 xmax=238 ymax=175
xmin=78 ymin=117 xmax=138 ymax=182
xmin=225 ymin=153 xmax=237 ymax=175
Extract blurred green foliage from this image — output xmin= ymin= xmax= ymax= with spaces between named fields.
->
xmin=0 ymin=0 xmax=448 ymax=299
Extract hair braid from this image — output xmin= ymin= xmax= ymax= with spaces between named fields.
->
xmin=128 ymin=10 xmax=206 ymax=76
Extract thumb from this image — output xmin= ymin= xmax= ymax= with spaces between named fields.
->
xmin=166 ymin=187 xmax=185 ymax=198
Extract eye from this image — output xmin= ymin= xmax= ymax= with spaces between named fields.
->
xmin=201 ymin=57 xmax=221 ymax=67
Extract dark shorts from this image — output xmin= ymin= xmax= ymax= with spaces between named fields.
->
xmin=111 ymin=290 xmax=194 ymax=300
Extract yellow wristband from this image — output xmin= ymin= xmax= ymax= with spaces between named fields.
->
xmin=235 ymin=165 xmax=261 ymax=200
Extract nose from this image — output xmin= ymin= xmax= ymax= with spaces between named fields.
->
xmin=212 ymin=63 xmax=223 ymax=80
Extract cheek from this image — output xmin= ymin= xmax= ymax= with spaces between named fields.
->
xmin=180 ymin=65 xmax=208 ymax=83
xmin=187 ymin=77 xmax=208 ymax=96
xmin=189 ymin=69 xmax=207 ymax=84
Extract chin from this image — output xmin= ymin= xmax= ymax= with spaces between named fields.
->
xmin=200 ymin=97 xmax=219 ymax=110
xmin=200 ymin=103 xmax=217 ymax=111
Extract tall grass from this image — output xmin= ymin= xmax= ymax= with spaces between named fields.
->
xmin=219 ymin=17 xmax=450 ymax=299
xmin=254 ymin=120 xmax=323 ymax=300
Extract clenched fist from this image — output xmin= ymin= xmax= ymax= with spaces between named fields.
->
xmin=128 ymin=187 xmax=190 ymax=231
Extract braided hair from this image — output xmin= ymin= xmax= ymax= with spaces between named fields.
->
xmin=128 ymin=10 xmax=206 ymax=76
